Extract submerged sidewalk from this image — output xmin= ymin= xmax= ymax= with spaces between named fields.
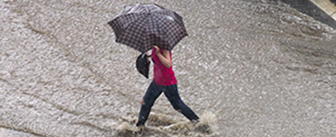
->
xmin=310 ymin=0 xmax=336 ymax=20
xmin=280 ymin=0 xmax=336 ymax=29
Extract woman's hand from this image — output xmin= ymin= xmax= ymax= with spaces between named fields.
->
xmin=153 ymin=46 xmax=172 ymax=68
xmin=154 ymin=46 xmax=160 ymax=54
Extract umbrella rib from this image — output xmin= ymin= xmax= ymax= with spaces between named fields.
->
xmin=113 ymin=13 xmax=147 ymax=34
xmin=121 ymin=13 xmax=150 ymax=52
xmin=148 ymin=13 xmax=186 ymax=49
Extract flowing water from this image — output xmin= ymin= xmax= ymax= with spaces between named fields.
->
xmin=1 ymin=0 xmax=336 ymax=136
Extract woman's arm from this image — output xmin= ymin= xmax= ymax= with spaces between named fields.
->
xmin=154 ymin=46 xmax=172 ymax=68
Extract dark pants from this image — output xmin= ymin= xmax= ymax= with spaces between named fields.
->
xmin=137 ymin=81 xmax=199 ymax=126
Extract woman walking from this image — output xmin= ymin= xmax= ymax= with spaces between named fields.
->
xmin=136 ymin=46 xmax=199 ymax=127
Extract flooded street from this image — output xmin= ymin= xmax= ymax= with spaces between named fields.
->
xmin=1 ymin=0 xmax=336 ymax=136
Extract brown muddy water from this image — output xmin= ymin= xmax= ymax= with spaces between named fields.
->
xmin=1 ymin=0 xmax=336 ymax=136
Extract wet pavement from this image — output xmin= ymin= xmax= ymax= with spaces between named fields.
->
xmin=1 ymin=0 xmax=336 ymax=136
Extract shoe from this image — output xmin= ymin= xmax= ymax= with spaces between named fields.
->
xmin=194 ymin=123 xmax=211 ymax=134
xmin=191 ymin=119 xmax=200 ymax=124
xmin=136 ymin=122 xmax=145 ymax=132
xmin=136 ymin=121 xmax=144 ymax=127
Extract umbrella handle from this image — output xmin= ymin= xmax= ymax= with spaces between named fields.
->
xmin=141 ymin=53 xmax=147 ymax=58
xmin=144 ymin=50 xmax=152 ymax=57
xmin=141 ymin=52 xmax=152 ymax=58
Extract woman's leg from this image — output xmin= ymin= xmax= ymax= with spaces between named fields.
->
xmin=164 ymin=84 xmax=199 ymax=121
xmin=137 ymin=81 xmax=162 ymax=126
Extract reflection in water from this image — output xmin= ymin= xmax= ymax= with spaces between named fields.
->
xmin=1 ymin=0 xmax=336 ymax=136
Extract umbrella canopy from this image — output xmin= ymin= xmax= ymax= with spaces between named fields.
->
xmin=108 ymin=4 xmax=188 ymax=53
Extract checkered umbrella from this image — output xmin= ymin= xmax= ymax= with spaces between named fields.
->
xmin=108 ymin=4 xmax=188 ymax=53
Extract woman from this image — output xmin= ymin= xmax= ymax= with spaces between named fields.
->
xmin=136 ymin=46 xmax=199 ymax=127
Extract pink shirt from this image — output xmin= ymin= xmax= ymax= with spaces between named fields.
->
xmin=152 ymin=48 xmax=178 ymax=86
